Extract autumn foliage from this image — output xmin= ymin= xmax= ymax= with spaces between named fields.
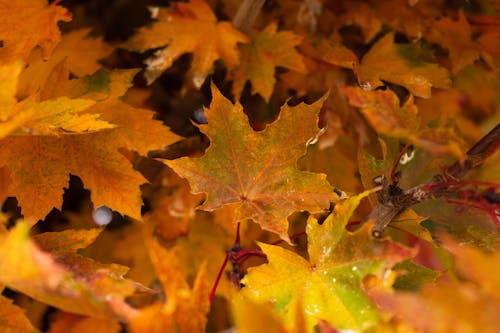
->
xmin=0 ymin=0 xmax=499 ymax=332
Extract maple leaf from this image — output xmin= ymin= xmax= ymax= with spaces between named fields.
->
xmin=166 ymin=85 xmax=335 ymax=241
xmin=241 ymin=190 xmax=412 ymax=332
xmin=370 ymin=238 xmax=500 ymax=332
xmin=1 ymin=61 xmax=113 ymax=136
xmin=0 ymin=0 xmax=71 ymax=62
xmin=0 ymin=294 xmax=38 ymax=333
xmin=0 ymin=222 xmax=141 ymax=319
xmin=301 ymin=36 xmax=359 ymax=71
xmin=129 ymin=237 xmax=210 ymax=333
xmin=426 ymin=11 xmax=480 ymax=74
xmin=337 ymin=0 xmax=443 ymax=41
xmin=18 ymin=28 xmax=114 ymax=99
xmin=341 ymin=86 xmax=466 ymax=159
xmin=124 ymin=0 xmax=248 ymax=86
xmin=0 ymin=69 xmax=179 ymax=220
xmin=336 ymin=1 xmax=382 ymax=43
xmin=356 ymin=33 xmax=450 ymax=98
xmin=232 ymin=22 xmax=306 ymax=102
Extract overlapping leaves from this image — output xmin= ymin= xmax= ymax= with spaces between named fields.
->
xmin=0 ymin=64 xmax=179 ymax=220
xmin=241 ymin=191 xmax=412 ymax=332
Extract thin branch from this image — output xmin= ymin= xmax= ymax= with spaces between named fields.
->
xmin=365 ymin=123 xmax=500 ymax=238
xmin=232 ymin=0 xmax=265 ymax=34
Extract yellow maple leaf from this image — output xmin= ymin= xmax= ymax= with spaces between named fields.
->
xmin=1 ymin=61 xmax=111 ymax=137
xmin=0 ymin=223 xmax=141 ymax=319
xmin=124 ymin=0 xmax=248 ymax=86
xmin=241 ymin=190 xmax=412 ymax=332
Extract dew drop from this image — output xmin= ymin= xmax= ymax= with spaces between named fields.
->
xmin=147 ymin=6 xmax=160 ymax=18
xmin=192 ymin=108 xmax=208 ymax=124
xmin=399 ymin=149 xmax=415 ymax=165
xmin=92 ymin=206 xmax=113 ymax=226
xmin=360 ymin=81 xmax=372 ymax=90
xmin=192 ymin=73 xmax=206 ymax=88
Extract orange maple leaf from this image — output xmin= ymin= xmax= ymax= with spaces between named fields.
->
xmin=166 ymin=85 xmax=335 ymax=241
xmin=341 ymin=87 xmax=466 ymax=158
xmin=356 ymin=32 xmax=450 ymax=98
xmin=18 ymin=28 xmax=114 ymax=99
xmin=0 ymin=68 xmax=179 ymax=220
xmin=130 ymin=238 xmax=210 ymax=333
xmin=232 ymin=22 xmax=306 ymax=102
xmin=0 ymin=0 xmax=71 ymax=62
xmin=124 ymin=0 xmax=248 ymax=86
xmin=426 ymin=11 xmax=480 ymax=74
xmin=0 ymin=294 xmax=38 ymax=332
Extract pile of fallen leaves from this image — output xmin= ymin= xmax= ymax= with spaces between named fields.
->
xmin=0 ymin=0 xmax=499 ymax=332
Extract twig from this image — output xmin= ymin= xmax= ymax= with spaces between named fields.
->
xmin=365 ymin=123 xmax=500 ymax=238
xmin=232 ymin=0 xmax=265 ymax=34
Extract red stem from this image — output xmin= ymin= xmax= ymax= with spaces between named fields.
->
xmin=209 ymin=253 xmax=230 ymax=303
xmin=391 ymin=142 xmax=413 ymax=183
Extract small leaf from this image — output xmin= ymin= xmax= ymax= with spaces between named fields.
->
xmin=426 ymin=11 xmax=480 ymax=74
xmin=232 ymin=22 xmax=306 ymax=101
